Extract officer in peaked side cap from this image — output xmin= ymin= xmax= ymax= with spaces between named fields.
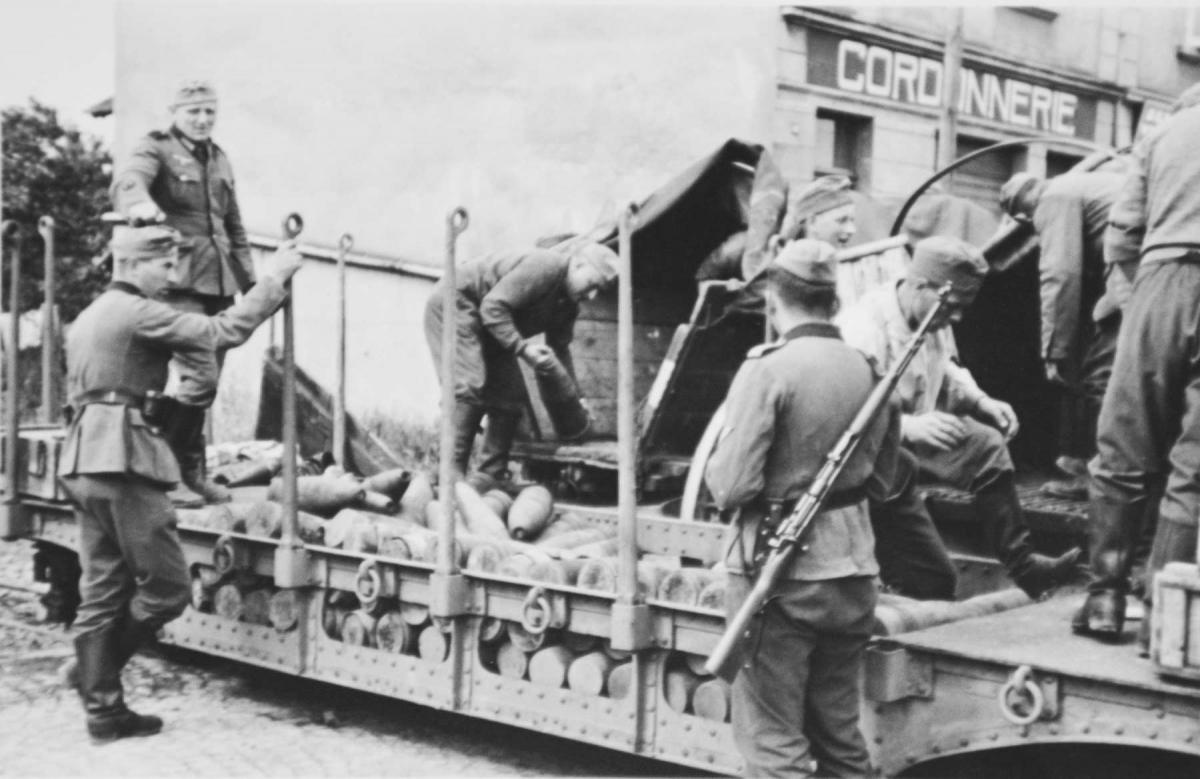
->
xmin=110 ymin=79 xmax=253 ymax=507
xmin=705 ymin=239 xmax=901 ymax=777
xmin=57 ymin=225 xmax=304 ymax=743
xmin=424 ymin=241 xmax=619 ymax=488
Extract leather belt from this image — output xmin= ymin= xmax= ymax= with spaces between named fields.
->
xmin=73 ymin=389 xmax=143 ymax=407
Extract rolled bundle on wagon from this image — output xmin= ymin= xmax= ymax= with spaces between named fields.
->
xmin=657 ymin=567 xmax=720 ymax=605
xmin=373 ymin=610 xmax=414 ymax=653
xmin=398 ymin=472 xmax=434 ymax=520
xmin=243 ymin=501 xmax=326 ymax=543
xmin=692 ymin=678 xmax=732 ymax=722
xmin=266 ymin=474 xmax=365 ymax=517
xmin=606 ymin=661 xmax=634 ymax=700
xmin=567 ymin=650 xmax=616 ymax=695
xmin=508 ymin=485 xmax=556 ymax=541
xmin=361 ymin=468 xmax=411 ymax=502
xmin=529 ymin=645 xmax=575 ymax=688
xmin=497 ymin=639 xmax=530 ymax=680
xmin=665 ymin=666 xmax=704 ymax=713
xmin=268 ymin=589 xmax=302 ymax=632
xmin=241 ymin=586 xmax=276 ymax=626
xmin=417 ymin=621 xmax=451 ymax=664
xmin=341 ymin=609 xmax=378 ymax=647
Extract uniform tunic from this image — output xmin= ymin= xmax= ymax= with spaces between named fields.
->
xmin=1034 ymin=171 xmax=1125 ymax=462
xmin=704 ymin=321 xmax=899 ymax=778
xmin=423 ymin=248 xmax=578 ymax=411
xmin=1093 ymin=105 xmax=1200 ymax=531
xmin=60 ymin=278 xmax=288 ymax=634
xmin=111 ymin=128 xmax=253 ymax=299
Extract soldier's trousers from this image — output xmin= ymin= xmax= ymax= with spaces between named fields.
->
xmin=908 ymin=416 xmax=1014 ymax=493
xmin=1091 ymin=260 xmax=1200 ymax=531
xmin=871 ymin=448 xmax=958 ymax=600
xmin=1058 ymin=315 xmax=1119 ymax=462
xmin=164 ymin=292 xmax=234 ymax=407
xmin=60 ymin=475 xmax=191 ymax=636
xmin=423 ymin=289 xmax=526 ymax=413
xmin=727 ymin=574 xmax=876 ymax=778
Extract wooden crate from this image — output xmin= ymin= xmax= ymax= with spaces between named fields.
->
xmin=1152 ymin=561 xmax=1200 ymax=682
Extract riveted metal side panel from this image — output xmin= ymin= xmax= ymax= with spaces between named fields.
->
xmin=160 ymin=603 xmax=307 ymax=674
xmin=645 ymin=649 xmax=743 ymax=775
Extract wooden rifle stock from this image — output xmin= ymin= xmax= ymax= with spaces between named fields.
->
xmin=705 ymin=284 xmax=952 ymax=682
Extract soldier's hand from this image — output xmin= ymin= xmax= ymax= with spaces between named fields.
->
xmin=901 ymin=412 xmax=967 ymax=451
xmin=519 ymin=343 xmax=558 ymax=371
xmin=975 ymin=397 xmax=1020 ymax=441
xmin=128 ymin=201 xmax=165 ymax=226
xmin=263 ymin=240 xmax=304 ymax=282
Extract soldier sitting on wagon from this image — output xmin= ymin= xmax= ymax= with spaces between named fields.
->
xmin=838 ymin=236 xmax=1083 ymax=599
xmin=423 ymin=242 xmax=619 ymax=488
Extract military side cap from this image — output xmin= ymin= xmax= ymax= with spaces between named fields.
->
xmin=110 ymin=225 xmax=181 ymax=262
xmin=791 ymin=175 xmax=854 ymax=220
xmin=999 ymin=172 xmax=1043 ymax=217
xmin=575 ymin=243 xmax=620 ymax=285
xmin=171 ymin=79 xmax=217 ymax=108
xmin=910 ymin=235 xmax=988 ymax=293
xmin=771 ymin=239 xmax=837 ymax=287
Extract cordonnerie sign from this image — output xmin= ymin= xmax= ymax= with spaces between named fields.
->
xmin=806 ymin=28 xmax=1099 ymax=140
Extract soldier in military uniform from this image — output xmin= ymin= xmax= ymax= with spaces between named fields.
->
xmin=1000 ymin=170 xmax=1130 ymax=500
xmin=423 ymin=242 xmax=619 ymax=485
xmin=110 ymin=80 xmax=253 ymax=506
xmin=705 ymin=239 xmax=900 ymax=777
xmin=1076 ymin=87 xmax=1200 ymax=642
xmin=58 ymin=226 xmax=303 ymax=742
xmin=839 ymin=236 xmax=1082 ymax=599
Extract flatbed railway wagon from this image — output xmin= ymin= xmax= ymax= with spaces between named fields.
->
xmin=4 ymin=141 xmax=1200 ymax=776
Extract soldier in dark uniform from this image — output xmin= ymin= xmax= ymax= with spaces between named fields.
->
xmin=705 ymin=239 xmax=901 ymax=777
xmin=58 ymin=225 xmax=303 ymax=742
xmin=110 ymin=79 xmax=253 ymax=506
xmin=423 ymin=242 xmax=618 ymax=484
xmin=1000 ymin=170 xmax=1129 ymax=500
xmin=1075 ymin=87 xmax=1200 ymax=642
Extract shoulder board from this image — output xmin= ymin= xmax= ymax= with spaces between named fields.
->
xmin=746 ymin=340 xmax=785 ymax=359
xmin=148 ymin=130 xmax=170 ymax=141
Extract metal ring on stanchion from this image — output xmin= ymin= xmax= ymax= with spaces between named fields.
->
xmin=448 ymin=207 xmax=469 ymax=237
xmin=212 ymin=534 xmax=239 ymax=578
xmin=281 ymin=213 xmax=304 ymax=239
xmin=355 ymin=558 xmax=383 ymax=610
xmin=520 ymin=585 xmax=554 ymax=635
xmin=998 ymin=664 xmax=1045 ymax=725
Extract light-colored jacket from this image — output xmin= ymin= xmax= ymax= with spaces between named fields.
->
xmin=837 ymin=283 xmax=985 ymax=418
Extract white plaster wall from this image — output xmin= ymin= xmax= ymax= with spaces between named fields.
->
xmin=114 ymin=2 xmax=778 ymax=432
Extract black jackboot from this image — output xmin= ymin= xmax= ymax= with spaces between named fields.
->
xmin=74 ymin=625 xmax=163 ymax=742
xmin=63 ymin=615 xmax=161 ymax=697
xmin=451 ymin=403 xmax=486 ymax=479
xmin=976 ymin=474 xmax=1082 ymax=599
xmin=1071 ymin=490 xmax=1146 ymax=639
xmin=166 ymin=405 xmax=230 ymax=505
xmin=476 ymin=410 xmax=521 ymax=483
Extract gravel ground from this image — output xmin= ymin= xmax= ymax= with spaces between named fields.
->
xmin=0 ymin=539 xmax=704 ymax=778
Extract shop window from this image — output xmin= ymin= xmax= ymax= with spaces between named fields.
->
xmin=950 ymin=135 xmax=1020 ymax=215
xmin=814 ymin=109 xmax=872 ymax=188
xmin=1047 ymin=151 xmax=1083 ymax=178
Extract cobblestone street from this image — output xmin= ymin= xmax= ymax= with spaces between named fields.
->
xmin=0 ymin=540 xmax=694 ymax=777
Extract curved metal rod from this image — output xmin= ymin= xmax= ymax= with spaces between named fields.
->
xmin=889 ymin=136 xmax=1113 ymax=237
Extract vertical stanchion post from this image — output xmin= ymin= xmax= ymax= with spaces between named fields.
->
xmin=1 ymin=221 xmax=26 ymax=539
xmin=434 ymin=206 xmax=470 ymax=710
xmin=333 ymin=233 xmax=353 ymax=468
xmin=37 ymin=217 xmax=56 ymax=424
xmin=610 ymin=204 xmax=651 ymax=670
xmin=275 ymin=213 xmax=306 ymax=587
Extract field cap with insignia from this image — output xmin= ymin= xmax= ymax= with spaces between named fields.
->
xmin=771 ymin=239 xmax=837 ymax=287
xmin=575 ymin=243 xmax=620 ymax=286
xmin=909 ymin=235 xmax=988 ymax=294
xmin=170 ymin=79 xmax=217 ymax=108
xmin=110 ymin=225 xmax=182 ymax=263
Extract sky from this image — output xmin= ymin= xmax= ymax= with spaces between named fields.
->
xmin=0 ymin=0 xmax=116 ymax=140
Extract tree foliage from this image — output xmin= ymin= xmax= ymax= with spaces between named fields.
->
xmin=2 ymin=99 xmax=111 ymax=321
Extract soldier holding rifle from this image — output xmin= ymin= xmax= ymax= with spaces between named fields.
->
xmin=704 ymin=239 xmax=902 ymax=777
xmin=57 ymin=226 xmax=303 ymax=742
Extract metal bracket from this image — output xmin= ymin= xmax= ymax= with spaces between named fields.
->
xmin=0 ymin=499 xmax=29 ymax=540
xmin=609 ymin=602 xmax=653 ymax=652
xmin=864 ymin=642 xmax=933 ymax=703
xmin=429 ymin=572 xmax=471 ymax=618
xmin=273 ymin=543 xmax=312 ymax=588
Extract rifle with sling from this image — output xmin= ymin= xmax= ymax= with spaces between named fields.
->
xmin=704 ymin=283 xmax=952 ymax=682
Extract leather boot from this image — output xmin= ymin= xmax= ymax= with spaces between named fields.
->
xmin=1138 ymin=518 xmax=1199 ymax=658
xmin=477 ymin=409 xmax=521 ymax=483
xmin=61 ymin=616 xmax=159 ymax=693
xmin=163 ymin=404 xmax=229 ymax=505
xmin=451 ymin=403 xmax=486 ymax=479
xmin=975 ymin=474 xmax=1083 ymax=599
xmin=1071 ymin=490 xmax=1145 ymax=639
xmin=182 ymin=434 xmax=231 ymax=504
xmin=75 ymin=624 xmax=163 ymax=742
